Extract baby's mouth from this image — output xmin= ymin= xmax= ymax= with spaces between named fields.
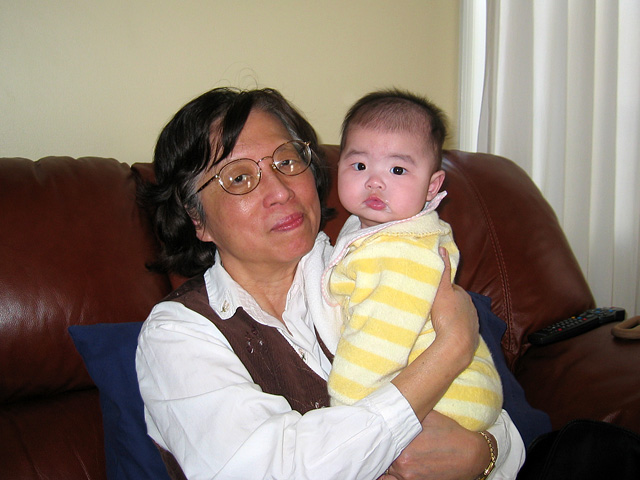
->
xmin=364 ymin=196 xmax=387 ymax=211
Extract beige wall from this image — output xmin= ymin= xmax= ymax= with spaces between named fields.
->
xmin=1 ymin=0 xmax=459 ymax=164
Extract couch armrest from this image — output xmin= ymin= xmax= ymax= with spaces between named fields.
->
xmin=514 ymin=324 xmax=640 ymax=431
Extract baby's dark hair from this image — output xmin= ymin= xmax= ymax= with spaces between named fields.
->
xmin=340 ymin=89 xmax=448 ymax=168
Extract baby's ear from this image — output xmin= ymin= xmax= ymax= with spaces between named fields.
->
xmin=426 ymin=170 xmax=445 ymax=201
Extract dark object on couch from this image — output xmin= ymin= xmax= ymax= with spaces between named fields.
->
xmin=2 ymin=148 xmax=638 ymax=479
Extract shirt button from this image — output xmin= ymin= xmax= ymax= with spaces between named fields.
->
xmin=221 ymin=300 xmax=230 ymax=313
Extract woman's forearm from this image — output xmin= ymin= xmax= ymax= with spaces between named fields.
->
xmin=391 ymin=319 xmax=474 ymax=420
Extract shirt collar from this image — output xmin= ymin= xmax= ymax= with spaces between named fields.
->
xmin=203 ymin=252 xmax=240 ymax=320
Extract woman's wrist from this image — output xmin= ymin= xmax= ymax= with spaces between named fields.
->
xmin=434 ymin=324 xmax=475 ymax=374
xmin=474 ymin=431 xmax=497 ymax=480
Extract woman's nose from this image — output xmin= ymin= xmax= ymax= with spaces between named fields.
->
xmin=261 ymin=164 xmax=294 ymax=205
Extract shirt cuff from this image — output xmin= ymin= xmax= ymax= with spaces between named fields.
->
xmin=357 ymin=383 xmax=422 ymax=457
xmin=486 ymin=410 xmax=526 ymax=479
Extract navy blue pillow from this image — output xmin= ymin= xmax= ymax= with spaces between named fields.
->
xmin=68 ymin=322 xmax=170 ymax=480
xmin=470 ymin=291 xmax=552 ymax=446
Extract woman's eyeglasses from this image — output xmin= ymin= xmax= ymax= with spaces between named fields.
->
xmin=195 ymin=140 xmax=312 ymax=196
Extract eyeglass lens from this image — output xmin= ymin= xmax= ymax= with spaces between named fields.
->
xmin=218 ymin=140 xmax=310 ymax=195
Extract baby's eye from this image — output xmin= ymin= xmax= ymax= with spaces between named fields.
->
xmin=391 ymin=166 xmax=406 ymax=175
xmin=354 ymin=162 xmax=366 ymax=171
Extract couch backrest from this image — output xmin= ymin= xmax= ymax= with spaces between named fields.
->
xmin=0 ymin=147 xmax=595 ymax=401
xmin=0 ymin=157 xmax=172 ymax=403
xmin=321 ymin=147 xmax=595 ymax=367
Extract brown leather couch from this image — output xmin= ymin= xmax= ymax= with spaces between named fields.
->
xmin=1 ymin=147 xmax=639 ymax=479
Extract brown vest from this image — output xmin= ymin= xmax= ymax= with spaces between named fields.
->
xmin=157 ymin=275 xmax=333 ymax=478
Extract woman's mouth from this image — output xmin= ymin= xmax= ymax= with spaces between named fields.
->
xmin=271 ymin=212 xmax=305 ymax=232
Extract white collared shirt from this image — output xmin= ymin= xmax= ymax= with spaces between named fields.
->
xmin=136 ymin=238 xmax=524 ymax=479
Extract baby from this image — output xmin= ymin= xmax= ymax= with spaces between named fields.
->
xmin=322 ymin=89 xmax=502 ymax=431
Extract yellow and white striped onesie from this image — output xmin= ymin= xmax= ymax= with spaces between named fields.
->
xmin=322 ymin=196 xmax=503 ymax=431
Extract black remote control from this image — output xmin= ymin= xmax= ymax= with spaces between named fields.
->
xmin=528 ymin=307 xmax=626 ymax=345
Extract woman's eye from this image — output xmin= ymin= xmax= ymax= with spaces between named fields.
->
xmin=355 ymin=162 xmax=366 ymax=171
xmin=283 ymin=158 xmax=303 ymax=168
xmin=231 ymin=174 xmax=249 ymax=185
xmin=391 ymin=166 xmax=406 ymax=175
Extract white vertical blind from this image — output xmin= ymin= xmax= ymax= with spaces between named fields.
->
xmin=612 ymin=0 xmax=640 ymax=312
xmin=459 ymin=0 xmax=640 ymax=315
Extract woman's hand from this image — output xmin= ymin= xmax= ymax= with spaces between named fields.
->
xmin=430 ymin=247 xmax=479 ymax=369
xmin=380 ymin=411 xmax=493 ymax=480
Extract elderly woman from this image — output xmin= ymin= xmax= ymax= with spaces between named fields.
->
xmin=136 ymin=87 xmax=525 ymax=480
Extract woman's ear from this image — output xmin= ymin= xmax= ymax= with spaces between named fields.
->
xmin=426 ymin=170 xmax=445 ymax=201
xmin=192 ymin=215 xmax=215 ymax=243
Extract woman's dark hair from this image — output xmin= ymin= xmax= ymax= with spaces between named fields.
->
xmin=141 ymin=87 xmax=333 ymax=277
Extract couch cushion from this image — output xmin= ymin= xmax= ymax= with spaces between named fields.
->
xmin=69 ymin=322 xmax=170 ymax=480
xmin=0 ymin=389 xmax=106 ymax=480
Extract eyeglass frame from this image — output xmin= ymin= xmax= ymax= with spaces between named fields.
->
xmin=193 ymin=140 xmax=313 ymax=196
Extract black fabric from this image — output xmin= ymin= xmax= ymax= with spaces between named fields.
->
xmin=517 ymin=420 xmax=640 ymax=479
